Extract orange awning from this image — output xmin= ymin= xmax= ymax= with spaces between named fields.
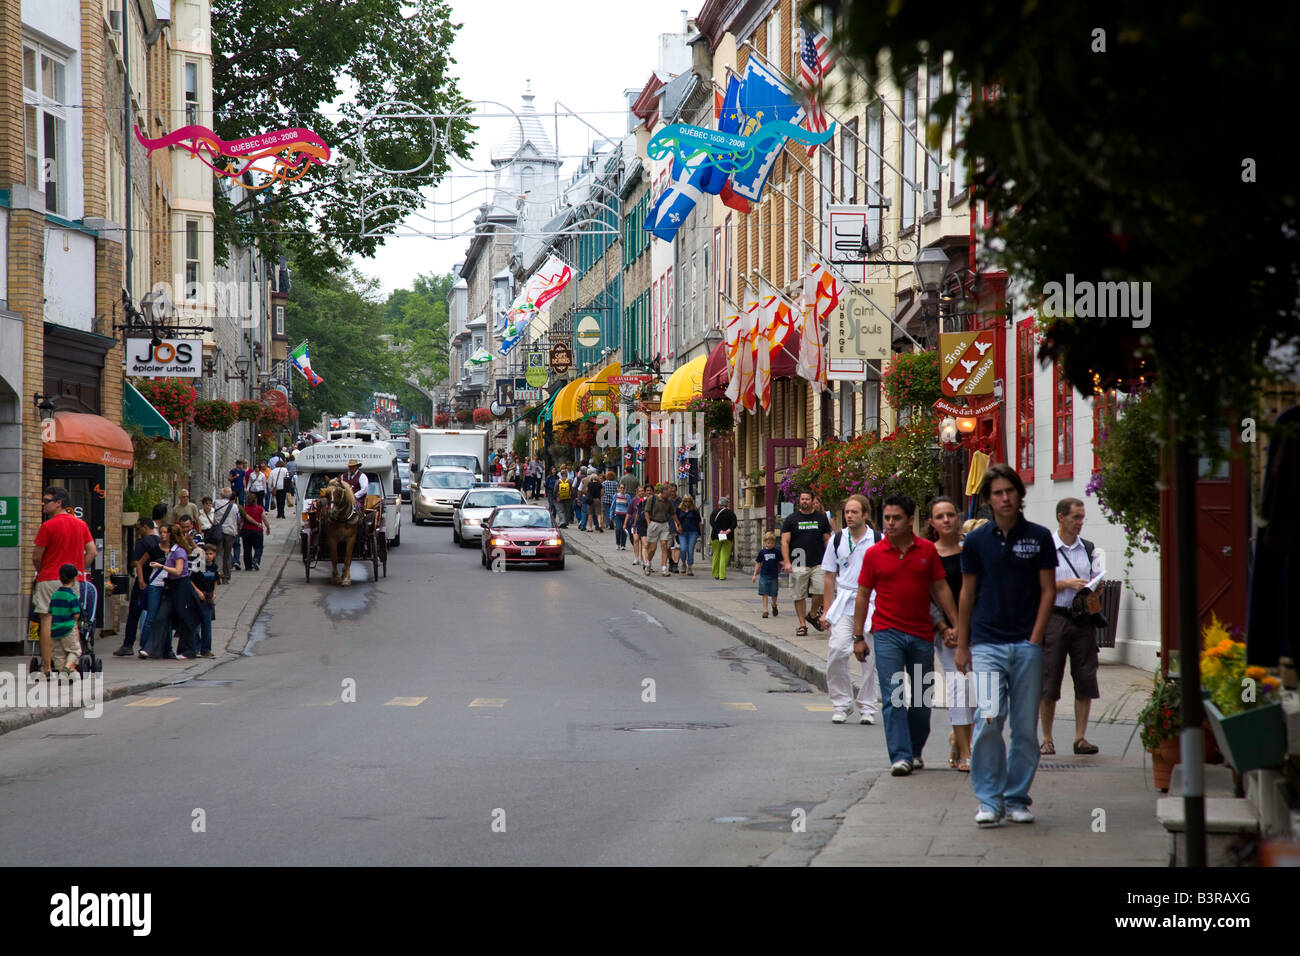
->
xmin=43 ymin=412 xmax=134 ymax=469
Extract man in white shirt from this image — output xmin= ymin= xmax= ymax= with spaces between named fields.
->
xmin=269 ymin=461 xmax=291 ymax=518
xmin=211 ymin=488 xmax=243 ymax=584
xmin=1040 ymin=497 xmax=1106 ymax=755
xmin=820 ymin=495 xmax=883 ymax=724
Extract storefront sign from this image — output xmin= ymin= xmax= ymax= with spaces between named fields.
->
xmin=525 ymin=351 xmax=548 ymax=387
xmin=575 ymin=316 xmax=602 ymax=348
xmin=939 ymin=330 xmax=997 ymax=397
xmin=933 ymin=397 xmax=1001 ymax=418
xmin=609 ymin=375 xmax=652 ymax=385
xmin=126 ymin=338 xmax=201 ymax=377
xmin=830 ymin=289 xmax=892 ymax=361
xmin=549 ymin=343 xmax=573 ymax=374
xmin=0 ymin=497 xmax=18 ymax=547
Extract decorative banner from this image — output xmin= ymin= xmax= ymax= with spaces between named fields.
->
xmin=549 ymin=342 xmax=573 ymax=374
xmin=934 ymin=396 xmax=1001 ymax=418
xmin=126 ymin=338 xmax=201 ymax=377
xmin=525 ymin=351 xmax=548 ymax=387
xmin=729 ymin=59 xmax=808 ymax=203
xmin=644 ymin=120 xmax=832 ymax=173
xmin=134 ymin=124 xmax=330 ymax=191
xmin=500 ymin=255 xmax=573 ymax=355
xmin=939 ymin=330 xmax=997 ymax=397
xmin=466 ymin=346 xmax=493 ymax=367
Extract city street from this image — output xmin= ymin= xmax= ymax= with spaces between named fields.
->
xmin=0 ymin=515 xmax=886 ymax=866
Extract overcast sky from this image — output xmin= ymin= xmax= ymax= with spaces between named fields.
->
xmin=353 ymin=0 xmax=698 ymax=297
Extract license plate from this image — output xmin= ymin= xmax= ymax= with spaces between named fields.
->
xmin=520 ymin=547 xmax=536 ymax=556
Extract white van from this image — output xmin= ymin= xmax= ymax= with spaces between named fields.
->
xmin=294 ymin=439 xmax=403 ymax=547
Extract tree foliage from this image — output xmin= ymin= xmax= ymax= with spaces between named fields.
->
xmin=210 ymin=0 xmax=474 ymax=282
xmin=825 ymin=0 xmax=1300 ymax=455
xmin=382 ymin=272 xmax=455 ymax=390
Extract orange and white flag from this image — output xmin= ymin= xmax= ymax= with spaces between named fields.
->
xmin=798 ymin=260 xmax=839 ymax=392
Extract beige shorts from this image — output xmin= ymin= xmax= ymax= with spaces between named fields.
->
xmin=789 ymin=567 xmax=825 ymax=601
xmin=32 ymin=579 xmax=79 ymax=615
xmin=55 ymin=628 xmax=82 ymax=667
xmin=646 ymin=520 xmax=675 ymax=543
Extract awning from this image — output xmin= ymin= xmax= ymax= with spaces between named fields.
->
xmin=771 ymin=329 xmax=802 ymax=379
xmin=892 ymin=297 xmax=925 ymax=342
xmin=529 ymin=388 xmax=563 ymax=425
xmin=660 ymin=355 xmax=707 ymax=411
xmin=552 ymin=375 xmax=590 ymax=425
xmin=43 ymin=412 xmax=134 ymax=469
xmin=574 ymin=361 xmax=620 ymax=416
xmin=702 ymin=342 xmax=729 ymax=398
xmin=123 ymin=381 xmax=179 ymax=441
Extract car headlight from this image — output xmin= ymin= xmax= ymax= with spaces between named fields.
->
xmin=546 ymin=538 xmax=563 ymax=547
xmin=465 ymin=518 xmax=480 ymax=526
xmin=489 ymin=537 xmax=509 ymax=547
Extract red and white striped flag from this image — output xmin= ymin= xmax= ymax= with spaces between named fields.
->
xmin=799 ymin=21 xmax=837 ymax=157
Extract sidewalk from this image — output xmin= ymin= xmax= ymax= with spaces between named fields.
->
xmin=0 ymin=513 xmax=300 ymax=736
xmin=564 ymin=525 xmax=1181 ymax=865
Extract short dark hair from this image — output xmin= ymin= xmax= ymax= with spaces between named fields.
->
xmin=58 ymin=563 xmax=78 ymax=584
xmin=152 ymin=502 xmax=169 ymax=521
xmin=1056 ymin=497 xmax=1084 ymax=518
xmin=138 ymin=517 xmax=155 ymax=530
xmin=44 ymin=486 xmax=69 ymax=506
xmin=979 ymin=463 xmax=1026 ymax=507
xmin=882 ymin=493 xmax=916 ymax=518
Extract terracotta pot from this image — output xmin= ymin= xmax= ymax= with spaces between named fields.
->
xmin=1149 ymin=737 xmax=1182 ymax=792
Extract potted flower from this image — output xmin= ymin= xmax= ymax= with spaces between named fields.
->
xmin=472 ymin=407 xmax=492 ymax=427
xmin=193 ymin=399 xmax=238 ymax=432
xmin=131 ymin=377 xmax=197 ymax=426
xmin=1135 ymin=671 xmax=1183 ymax=792
xmin=235 ymin=399 xmax=263 ymax=423
xmin=455 ymin=408 xmax=474 ymax=425
xmin=882 ymin=349 xmax=941 ymax=414
xmin=434 ymin=412 xmax=450 ymax=427
xmin=1200 ymin=613 xmax=1287 ymax=775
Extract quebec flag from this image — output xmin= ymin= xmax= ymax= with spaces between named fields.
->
xmin=729 ymin=59 xmax=805 ymax=203
xmin=645 ymin=150 xmax=727 ymax=243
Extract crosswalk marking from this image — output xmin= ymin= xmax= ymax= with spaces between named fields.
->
xmin=469 ymin=698 xmax=507 ymax=708
xmin=386 ymin=696 xmax=428 ymax=707
xmin=803 ymin=704 xmax=835 ymax=712
xmin=125 ymin=697 xmax=179 ymax=708
xmin=722 ymin=702 xmax=757 ymax=711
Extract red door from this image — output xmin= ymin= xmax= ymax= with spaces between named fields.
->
xmin=1160 ymin=431 xmax=1250 ymax=667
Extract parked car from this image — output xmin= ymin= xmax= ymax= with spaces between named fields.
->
xmin=480 ymin=505 xmax=564 ymax=570
xmin=452 ymin=487 xmax=526 ymax=546
xmin=412 ymin=466 xmax=477 ymax=524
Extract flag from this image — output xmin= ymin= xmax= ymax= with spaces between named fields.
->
xmin=754 ymin=293 xmax=775 ymax=412
xmin=715 ymin=75 xmax=753 ymax=213
xmin=799 ymin=21 xmax=837 ymax=157
xmin=798 ymin=261 xmax=839 ymax=392
xmin=729 ymin=59 xmax=805 ymax=203
xmin=500 ymin=255 xmax=572 ymax=355
xmin=726 ymin=298 xmax=760 ymax=412
xmin=466 ymin=346 xmax=493 ymax=367
xmin=722 ymin=308 xmax=743 ymax=371
xmin=289 ymin=341 xmax=323 ymax=386
xmin=644 ymin=150 xmax=725 ymax=242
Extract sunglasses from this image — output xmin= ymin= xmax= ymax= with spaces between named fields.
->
xmin=41 ymin=497 xmax=57 ymax=504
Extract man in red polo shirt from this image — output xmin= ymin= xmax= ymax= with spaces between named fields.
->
xmin=31 ymin=486 xmax=97 ymax=677
xmin=852 ymin=493 xmax=959 ymax=776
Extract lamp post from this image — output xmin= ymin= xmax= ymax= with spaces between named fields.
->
xmin=34 ymin=393 xmax=56 ymax=425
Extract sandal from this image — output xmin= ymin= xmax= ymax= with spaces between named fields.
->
xmin=949 ymin=733 xmax=960 ymax=769
xmin=795 ymin=626 xmax=809 ymax=636
xmin=1039 ymin=740 xmax=1055 ymax=755
xmin=958 ymin=757 xmax=971 ymax=772
xmin=762 ymin=611 xmax=769 ymax=618
xmin=1073 ymin=738 xmax=1100 ymax=755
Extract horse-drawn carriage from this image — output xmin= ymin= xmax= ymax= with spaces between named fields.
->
xmin=300 ymin=480 xmax=388 ymax=584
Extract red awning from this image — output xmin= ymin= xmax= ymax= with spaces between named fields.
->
xmin=702 ymin=342 xmax=729 ymax=398
xmin=772 ymin=329 xmax=802 ymax=380
xmin=43 ymin=412 xmax=134 ymax=469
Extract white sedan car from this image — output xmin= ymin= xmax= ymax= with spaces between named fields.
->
xmin=452 ymin=486 xmax=526 ymax=547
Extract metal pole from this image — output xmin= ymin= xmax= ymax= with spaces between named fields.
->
xmin=1175 ymin=431 xmax=1206 ymax=866
xmin=123 ymin=6 xmax=132 ymax=304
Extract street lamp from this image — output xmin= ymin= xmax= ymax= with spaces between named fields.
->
xmin=703 ymin=325 xmax=724 ymax=354
xmin=226 ymin=354 xmax=250 ymax=381
xmin=913 ymin=246 xmax=950 ymax=294
xmin=33 ymin=393 xmax=56 ymax=424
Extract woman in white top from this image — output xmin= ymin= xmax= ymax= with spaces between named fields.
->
xmin=929 ymin=497 xmax=975 ymax=771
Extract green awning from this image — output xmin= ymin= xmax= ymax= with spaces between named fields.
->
xmin=532 ymin=388 xmax=563 ymax=425
xmin=123 ymin=381 xmax=179 ymax=441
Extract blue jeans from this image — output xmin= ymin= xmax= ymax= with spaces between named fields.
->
xmin=232 ymin=536 xmax=242 ymax=567
xmin=139 ymin=585 xmax=164 ymax=647
xmin=612 ymin=512 xmax=628 ymax=547
xmin=969 ymin=640 xmax=1043 ymax=814
xmin=679 ymin=530 xmax=699 ymax=566
xmin=197 ymin=601 xmax=214 ymax=655
xmin=575 ymin=499 xmax=586 ymax=528
xmin=872 ymin=628 xmax=936 ymax=765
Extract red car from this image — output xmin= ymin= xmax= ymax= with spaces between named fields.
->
xmin=479 ymin=505 xmax=565 ymax=570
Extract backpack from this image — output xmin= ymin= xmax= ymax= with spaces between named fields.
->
xmin=557 ymin=479 xmax=571 ymax=501
xmin=832 ymin=527 xmax=881 ymax=563
xmin=614 ymin=492 xmax=629 ymax=515
xmin=205 ymin=501 xmax=237 ymax=544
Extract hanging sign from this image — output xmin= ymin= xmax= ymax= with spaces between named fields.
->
xmin=525 ymin=352 xmax=548 ymax=387
xmin=939 ymin=330 xmax=997 ymax=397
xmin=549 ymin=343 xmax=573 ymax=374
xmin=575 ymin=316 xmax=602 ymax=349
xmin=933 ymin=397 xmax=1001 ymax=418
xmin=134 ymin=123 xmax=330 ymax=190
xmin=127 ymin=338 xmax=201 ymax=377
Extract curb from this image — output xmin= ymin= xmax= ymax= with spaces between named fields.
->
xmin=565 ymin=534 xmax=832 ymax=693
xmin=0 ymin=524 xmax=296 ymax=738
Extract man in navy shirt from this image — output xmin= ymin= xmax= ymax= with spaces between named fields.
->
xmin=956 ymin=463 xmax=1056 ymax=827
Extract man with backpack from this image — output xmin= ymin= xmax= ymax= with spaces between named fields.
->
xmin=555 ymin=469 xmax=573 ymax=528
xmin=821 ymin=495 xmax=883 ymax=724
xmin=207 ymin=487 xmax=242 ymax=583
xmin=269 ymin=460 xmax=291 ymax=518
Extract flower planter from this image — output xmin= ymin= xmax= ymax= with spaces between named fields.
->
xmin=1149 ymin=737 xmax=1181 ymax=792
xmin=1203 ymin=700 xmax=1287 ymax=775
xmin=120 ymin=511 xmax=139 ymax=528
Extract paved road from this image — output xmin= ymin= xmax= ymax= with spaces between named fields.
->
xmin=0 ymin=511 xmax=895 ymax=866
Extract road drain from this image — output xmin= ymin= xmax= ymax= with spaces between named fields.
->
xmin=1038 ymin=762 xmax=1089 ymax=771
xmin=614 ymin=721 xmax=732 ymax=732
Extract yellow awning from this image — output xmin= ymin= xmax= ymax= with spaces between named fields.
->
xmin=574 ymin=362 xmax=620 ymax=417
xmin=660 ymin=355 xmax=707 ymax=411
xmin=552 ymin=376 xmax=590 ymax=425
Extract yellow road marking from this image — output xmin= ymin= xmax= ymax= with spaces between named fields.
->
xmin=723 ymin=702 xmax=757 ymax=711
xmin=803 ymin=704 xmax=835 ymax=712
xmin=469 ymin=698 xmax=507 ymax=707
xmin=301 ymin=700 xmax=340 ymax=707
xmin=125 ymin=697 xmax=179 ymax=707
xmin=386 ymin=696 xmax=428 ymax=707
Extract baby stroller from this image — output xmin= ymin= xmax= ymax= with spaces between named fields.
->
xmin=27 ymin=577 xmax=103 ymax=676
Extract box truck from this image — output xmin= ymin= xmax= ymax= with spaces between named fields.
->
xmin=410 ymin=428 xmax=490 ymax=482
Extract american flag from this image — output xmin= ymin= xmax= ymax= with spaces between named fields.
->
xmin=799 ymin=22 xmax=836 ymax=153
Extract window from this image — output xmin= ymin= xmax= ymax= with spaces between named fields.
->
xmin=819 ymin=145 xmax=834 ymax=224
xmin=767 ymin=7 xmax=782 ymax=70
xmin=690 ymin=252 xmax=698 ymax=342
xmin=275 ymin=305 xmax=285 ymax=337
xmin=1091 ymin=388 xmax=1119 ymax=473
xmin=651 ymin=278 xmax=659 ymax=360
xmin=185 ymin=219 xmax=200 ymax=298
xmin=724 ymin=215 xmax=733 ymax=303
xmin=925 ymin=59 xmax=942 ymax=214
xmin=664 ymin=265 xmax=674 ymax=359
xmin=23 ymin=42 xmax=68 ymax=214
xmin=1052 ymin=361 xmax=1074 ymax=480
xmin=840 ymin=118 xmax=858 ymax=203
xmin=867 ymin=103 xmax=883 ymax=245
xmin=1016 ymin=318 xmax=1035 ymax=483
xmin=901 ymin=73 xmax=918 ymax=232
xmin=713 ymin=227 xmax=721 ymax=332
xmin=184 ymin=61 xmax=199 ymax=126
xmin=950 ymin=80 xmax=971 ymax=201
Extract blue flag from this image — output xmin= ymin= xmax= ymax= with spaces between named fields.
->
xmin=729 ymin=59 xmax=805 ymax=203
xmin=644 ymin=150 xmax=725 ymax=242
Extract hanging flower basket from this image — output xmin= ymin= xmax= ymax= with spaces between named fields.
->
xmin=472 ymin=407 xmax=493 ymax=426
xmin=434 ymin=412 xmax=451 ymax=427
xmin=455 ymin=408 xmax=474 ymax=424
xmin=259 ymin=403 xmax=291 ymax=427
xmin=235 ymin=399 xmax=263 ymax=423
xmin=882 ymin=350 xmax=941 ymax=412
xmin=131 ymin=377 xmax=197 ymax=426
xmin=192 ymin=399 xmax=238 ymax=432
xmin=685 ymin=395 xmax=734 ymax=434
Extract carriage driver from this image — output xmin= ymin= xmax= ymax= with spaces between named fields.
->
xmin=339 ymin=458 xmax=367 ymax=498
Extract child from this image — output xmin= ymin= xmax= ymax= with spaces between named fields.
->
xmin=192 ymin=544 xmax=220 ymax=658
xmin=752 ymin=531 xmax=782 ymax=619
xmin=47 ymin=563 xmax=83 ymax=674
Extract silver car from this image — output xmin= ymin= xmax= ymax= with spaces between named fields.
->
xmin=452 ymin=486 xmax=526 ymax=547
xmin=412 ymin=467 xmax=477 ymax=524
